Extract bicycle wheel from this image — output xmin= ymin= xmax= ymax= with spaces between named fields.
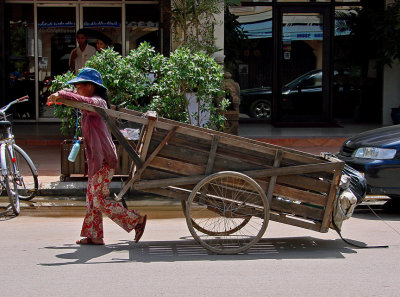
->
xmin=186 ymin=171 xmax=269 ymax=254
xmin=13 ymin=144 xmax=39 ymax=201
xmin=1 ymin=144 xmax=20 ymax=215
xmin=181 ymin=200 xmax=251 ymax=236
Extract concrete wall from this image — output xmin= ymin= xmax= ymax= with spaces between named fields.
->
xmin=383 ymin=63 xmax=400 ymax=125
xmin=213 ymin=7 xmax=225 ymax=65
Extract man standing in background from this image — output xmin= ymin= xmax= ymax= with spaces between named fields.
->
xmin=69 ymin=29 xmax=96 ymax=74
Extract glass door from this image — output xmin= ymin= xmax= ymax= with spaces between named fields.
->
xmin=81 ymin=6 xmax=122 ymax=55
xmin=37 ymin=5 xmax=77 ymax=119
xmin=274 ymin=6 xmax=331 ymax=123
xmin=5 ymin=3 xmax=35 ymax=120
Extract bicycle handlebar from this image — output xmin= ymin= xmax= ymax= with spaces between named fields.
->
xmin=0 ymin=95 xmax=29 ymax=114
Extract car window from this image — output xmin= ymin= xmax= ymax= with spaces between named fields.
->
xmin=301 ymin=72 xmax=322 ymax=88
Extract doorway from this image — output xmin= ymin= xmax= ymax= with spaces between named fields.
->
xmin=273 ymin=5 xmax=332 ymax=124
xmin=37 ymin=3 xmax=123 ymax=120
xmin=37 ymin=5 xmax=77 ymax=119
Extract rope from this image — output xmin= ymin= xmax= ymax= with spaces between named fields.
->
xmin=367 ymin=204 xmax=400 ymax=236
xmin=74 ymin=109 xmax=80 ymax=142
xmin=332 ymin=213 xmax=388 ymax=249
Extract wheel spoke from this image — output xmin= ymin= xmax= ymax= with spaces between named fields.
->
xmin=186 ymin=172 xmax=269 ymax=254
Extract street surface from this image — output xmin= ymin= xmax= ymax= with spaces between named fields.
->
xmin=1 ymin=207 xmax=400 ymax=297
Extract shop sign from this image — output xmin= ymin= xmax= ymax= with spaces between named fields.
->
xmin=83 ymin=21 xmax=120 ymax=28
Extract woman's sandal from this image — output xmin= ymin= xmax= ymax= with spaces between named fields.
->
xmin=134 ymin=215 xmax=147 ymax=243
xmin=76 ymin=238 xmax=104 ymax=245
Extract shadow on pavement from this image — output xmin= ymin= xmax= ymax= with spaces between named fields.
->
xmin=39 ymin=236 xmax=360 ymax=266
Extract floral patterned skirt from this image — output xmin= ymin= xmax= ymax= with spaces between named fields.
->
xmin=80 ymin=164 xmax=141 ymax=239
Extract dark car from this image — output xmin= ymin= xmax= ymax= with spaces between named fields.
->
xmin=240 ymin=69 xmax=359 ymax=119
xmin=337 ymin=125 xmax=400 ymax=200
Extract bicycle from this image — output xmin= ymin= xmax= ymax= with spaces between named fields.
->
xmin=0 ymin=95 xmax=39 ymax=216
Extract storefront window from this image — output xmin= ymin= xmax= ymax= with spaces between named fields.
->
xmin=278 ymin=12 xmax=324 ymax=122
xmin=226 ymin=6 xmax=273 ymax=120
xmin=6 ymin=3 xmax=35 ymax=120
xmin=83 ymin=6 xmax=122 ymax=54
xmin=277 ymin=0 xmax=331 ymax=2
xmin=37 ymin=6 xmax=76 ymax=119
xmin=334 ymin=5 xmax=380 ymax=122
xmin=125 ymin=4 xmax=161 ymax=55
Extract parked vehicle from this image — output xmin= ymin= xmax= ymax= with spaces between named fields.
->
xmin=336 ymin=125 xmax=400 ymax=200
xmin=239 ymin=69 xmax=360 ymax=119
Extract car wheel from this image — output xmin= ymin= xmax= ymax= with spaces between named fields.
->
xmin=249 ymin=100 xmax=272 ymax=119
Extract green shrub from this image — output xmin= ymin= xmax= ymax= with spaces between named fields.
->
xmin=50 ymin=42 xmax=228 ymax=134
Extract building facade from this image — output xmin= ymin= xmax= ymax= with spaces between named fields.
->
xmin=0 ymin=0 xmax=170 ymax=122
xmin=0 ymin=0 xmax=388 ymax=126
xmin=227 ymin=0 xmax=384 ymax=125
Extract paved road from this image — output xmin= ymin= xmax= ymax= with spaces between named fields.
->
xmin=1 ymin=209 xmax=400 ymax=297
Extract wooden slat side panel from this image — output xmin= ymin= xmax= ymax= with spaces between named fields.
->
xmin=152 ymin=129 xmax=328 ymax=169
xmin=61 ymin=100 xmax=334 ymax=167
xmin=115 ymin=106 xmax=324 ymax=163
xmin=151 ymin=131 xmax=336 ymax=181
xmin=271 ymin=198 xmax=325 ymax=221
xmin=148 ymin=139 xmax=270 ymax=173
xmin=276 ymin=175 xmax=331 ymax=194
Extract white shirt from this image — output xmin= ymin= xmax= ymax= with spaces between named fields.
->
xmin=70 ymin=44 xmax=96 ymax=74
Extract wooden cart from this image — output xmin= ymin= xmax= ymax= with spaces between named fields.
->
xmin=59 ymin=98 xmax=345 ymax=254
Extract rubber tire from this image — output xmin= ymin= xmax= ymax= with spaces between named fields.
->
xmin=3 ymin=145 xmax=20 ymax=215
xmin=249 ymin=99 xmax=272 ymax=119
xmin=13 ymin=145 xmax=39 ymax=201
xmin=186 ymin=171 xmax=269 ymax=254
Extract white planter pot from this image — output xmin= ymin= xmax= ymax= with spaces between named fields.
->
xmin=185 ymin=92 xmax=210 ymax=128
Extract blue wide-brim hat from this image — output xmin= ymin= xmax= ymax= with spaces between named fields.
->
xmin=67 ymin=68 xmax=107 ymax=90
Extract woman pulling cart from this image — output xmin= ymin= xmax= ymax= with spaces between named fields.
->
xmin=47 ymin=68 xmax=147 ymax=245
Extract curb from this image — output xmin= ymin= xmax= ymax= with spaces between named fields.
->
xmin=38 ymin=181 xmax=154 ymax=198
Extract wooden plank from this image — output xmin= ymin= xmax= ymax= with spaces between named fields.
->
xmin=271 ymin=198 xmax=325 ymax=221
xmin=139 ymin=111 xmax=157 ymax=162
xmin=252 ymin=178 xmax=327 ymax=207
xmin=266 ymin=150 xmax=283 ymax=204
xmin=320 ymin=163 xmax=344 ymax=232
xmin=149 ymin=156 xmax=205 ymax=175
xmin=243 ymin=162 xmax=342 ymax=179
xmin=269 ymin=213 xmax=322 ymax=232
xmin=276 ymin=175 xmax=331 ymax=194
xmin=273 ymin=184 xmax=327 ymax=207
xmin=205 ymin=135 xmax=219 ymax=174
xmin=144 ymin=187 xmax=190 ymax=201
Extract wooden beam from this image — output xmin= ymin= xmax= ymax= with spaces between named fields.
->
xmin=93 ymin=106 xmax=143 ymax=169
xmin=266 ymin=149 xmax=283 ymax=204
xmin=205 ymin=135 xmax=219 ymax=174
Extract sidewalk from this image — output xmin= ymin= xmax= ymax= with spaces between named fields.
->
xmin=13 ymin=121 xmax=383 ymax=198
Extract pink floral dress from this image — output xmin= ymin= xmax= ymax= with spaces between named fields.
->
xmin=58 ymin=90 xmax=141 ymax=239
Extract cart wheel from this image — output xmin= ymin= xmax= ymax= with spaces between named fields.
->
xmin=186 ymin=171 xmax=269 ymax=254
xmin=181 ymin=200 xmax=251 ymax=236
